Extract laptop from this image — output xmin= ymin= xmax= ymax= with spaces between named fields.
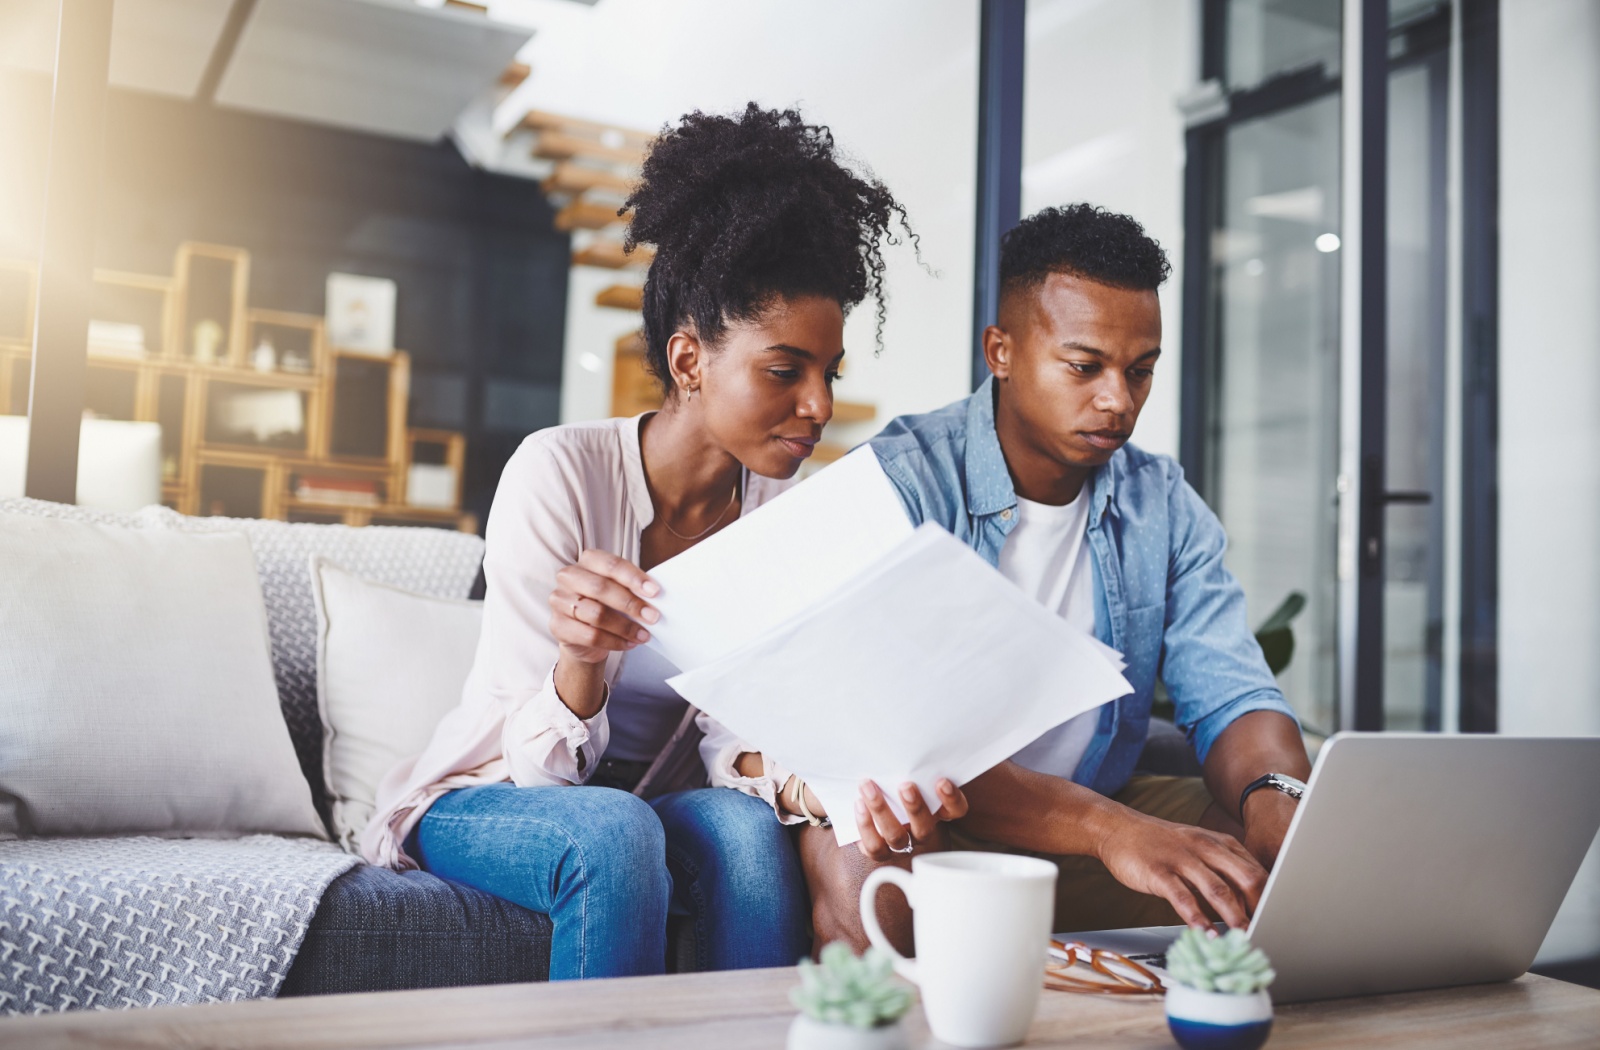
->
xmin=1066 ymin=733 xmax=1600 ymax=1003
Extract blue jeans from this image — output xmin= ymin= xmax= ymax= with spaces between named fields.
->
xmin=412 ymin=784 xmax=809 ymax=980
xmin=652 ymin=788 xmax=811 ymax=972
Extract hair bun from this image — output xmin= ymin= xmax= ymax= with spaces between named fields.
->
xmin=622 ymin=103 xmax=914 ymax=395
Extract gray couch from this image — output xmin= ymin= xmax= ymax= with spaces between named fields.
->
xmin=1 ymin=499 xmax=552 ymax=998
xmin=2 ymin=497 xmax=1200 ymax=1008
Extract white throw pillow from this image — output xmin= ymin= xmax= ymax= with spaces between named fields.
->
xmin=311 ymin=557 xmax=483 ymax=852
xmin=0 ymin=513 xmax=325 ymax=838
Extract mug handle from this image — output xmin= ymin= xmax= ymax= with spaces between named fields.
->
xmin=859 ymin=866 xmax=918 ymax=984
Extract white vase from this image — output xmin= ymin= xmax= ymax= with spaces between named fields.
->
xmin=787 ymin=1014 xmax=910 ymax=1050
xmin=1164 ymin=984 xmax=1274 ymax=1050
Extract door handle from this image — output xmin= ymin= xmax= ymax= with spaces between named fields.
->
xmin=1360 ymin=458 xmax=1434 ymax=578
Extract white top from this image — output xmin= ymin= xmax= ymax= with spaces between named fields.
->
xmin=361 ymin=416 xmax=802 ymax=870
xmin=997 ymin=489 xmax=1104 ymax=779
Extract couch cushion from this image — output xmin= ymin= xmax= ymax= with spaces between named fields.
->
xmin=312 ymin=558 xmax=483 ymax=852
xmin=0 ymin=514 xmax=323 ymax=839
xmin=278 ymin=864 xmax=552 ymax=995
xmin=0 ymin=499 xmax=484 ymax=827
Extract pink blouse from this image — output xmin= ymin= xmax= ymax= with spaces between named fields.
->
xmin=361 ymin=416 xmax=803 ymax=870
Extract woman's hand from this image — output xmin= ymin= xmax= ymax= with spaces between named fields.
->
xmin=549 ymin=549 xmax=661 ymax=665
xmin=855 ymin=778 xmax=968 ymax=863
xmin=549 ymin=550 xmax=659 ymax=720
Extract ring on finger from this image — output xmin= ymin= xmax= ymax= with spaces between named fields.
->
xmin=889 ymin=840 xmax=914 ymax=855
xmin=570 ymin=598 xmax=581 ymax=620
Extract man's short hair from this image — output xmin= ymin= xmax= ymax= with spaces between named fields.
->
xmin=999 ymin=203 xmax=1171 ymax=300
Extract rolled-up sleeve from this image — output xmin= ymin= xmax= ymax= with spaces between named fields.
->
xmin=698 ymin=712 xmax=806 ymax=825
xmin=502 ymin=671 xmax=610 ymax=786
xmin=481 ymin=439 xmax=612 ymax=786
xmin=1160 ymin=472 xmax=1300 ymax=765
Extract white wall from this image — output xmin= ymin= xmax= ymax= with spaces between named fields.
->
xmin=487 ymin=0 xmax=979 ymax=444
xmin=1020 ymin=0 xmax=1197 ymax=459
xmin=1499 ymin=0 xmax=1600 ymax=964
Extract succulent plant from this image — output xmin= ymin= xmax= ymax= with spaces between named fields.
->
xmin=1165 ymin=928 xmax=1276 ymax=995
xmin=790 ymin=942 xmax=916 ymax=1029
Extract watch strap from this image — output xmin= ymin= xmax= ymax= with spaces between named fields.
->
xmin=1238 ymin=772 xmax=1307 ymax=816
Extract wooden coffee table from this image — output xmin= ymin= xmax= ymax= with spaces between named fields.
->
xmin=4 ymin=968 xmax=1598 ymax=1048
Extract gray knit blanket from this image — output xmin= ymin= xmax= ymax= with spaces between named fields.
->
xmin=0 ymin=836 xmax=356 ymax=1015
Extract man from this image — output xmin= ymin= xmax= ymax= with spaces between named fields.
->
xmin=807 ymin=203 xmax=1313 ymax=947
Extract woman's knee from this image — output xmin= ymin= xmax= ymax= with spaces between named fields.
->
xmin=423 ymin=785 xmax=666 ymax=889
xmin=656 ymin=789 xmax=781 ymax=850
xmin=656 ymin=790 xmax=796 ymax=883
xmin=569 ymin=788 xmax=669 ymax=873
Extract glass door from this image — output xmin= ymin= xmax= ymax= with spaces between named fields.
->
xmin=1381 ymin=4 xmax=1451 ymax=730
xmin=1206 ymin=94 xmax=1344 ymax=735
xmin=1184 ymin=0 xmax=1458 ymax=733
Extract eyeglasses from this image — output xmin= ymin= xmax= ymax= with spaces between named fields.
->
xmin=1045 ymin=939 xmax=1166 ymax=997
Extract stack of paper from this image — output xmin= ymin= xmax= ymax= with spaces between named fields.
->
xmin=647 ymin=447 xmax=1132 ymax=844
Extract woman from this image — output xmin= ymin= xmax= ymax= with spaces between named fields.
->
xmin=362 ymin=104 xmax=960 ymax=980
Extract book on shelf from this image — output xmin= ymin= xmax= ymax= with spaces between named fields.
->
xmin=295 ymin=476 xmax=382 ymax=507
xmin=87 ymin=321 xmax=146 ymax=360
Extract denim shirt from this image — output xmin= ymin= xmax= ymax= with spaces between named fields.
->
xmin=869 ymin=379 xmax=1297 ymax=797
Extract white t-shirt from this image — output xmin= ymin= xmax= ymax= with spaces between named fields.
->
xmin=997 ymin=488 xmax=1104 ymax=780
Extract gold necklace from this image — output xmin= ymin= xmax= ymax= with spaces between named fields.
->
xmin=660 ymin=481 xmax=739 ymax=541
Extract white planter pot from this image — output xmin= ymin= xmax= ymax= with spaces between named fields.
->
xmin=787 ymin=1014 xmax=910 ymax=1050
xmin=1164 ymin=984 xmax=1274 ymax=1050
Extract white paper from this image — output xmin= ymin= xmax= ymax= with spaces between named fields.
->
xmin=645 ymin=446 xmax=914 ymax=671
xmin=667 ymin=524 xmax=1133 ymax=845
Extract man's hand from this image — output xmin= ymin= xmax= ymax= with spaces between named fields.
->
xmin=962 ymin=761 xmax=1267 ymax=929
xmin=1096 ymin=809 xmax=1268 ymax=930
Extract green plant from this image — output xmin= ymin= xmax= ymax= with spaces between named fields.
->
xmin=790 ymin=942 xmax=915 ymax=1029
xmin=1253 ymin=591 xmax=1306 ymax=677
xmin=1165 ymin=928 xmax=1276 ymax=995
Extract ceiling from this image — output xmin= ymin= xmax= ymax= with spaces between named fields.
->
xmin=0 ymin=0 xmax=533 ymax=142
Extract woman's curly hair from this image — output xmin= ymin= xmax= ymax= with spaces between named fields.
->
xmin=623 ymin=103 xmax=914 ymax=396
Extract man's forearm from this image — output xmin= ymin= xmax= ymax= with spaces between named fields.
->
xmin=957 ymin=760 xmax=1124 ymax=857
xmin=1200 ymin=710 xmax=1312 ymax=823
xmin=963 ymin=757 xmax=1275 ymax=929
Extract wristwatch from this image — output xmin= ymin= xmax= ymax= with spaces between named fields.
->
xmin=1238 ymin=772 xmax=1308 ymax=816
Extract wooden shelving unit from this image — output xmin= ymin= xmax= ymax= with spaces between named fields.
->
xmin=0 ymin=245 xmax=475 ymax=533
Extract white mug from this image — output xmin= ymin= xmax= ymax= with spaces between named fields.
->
xmin=859 ymin=852 xmax=1058 ymax=1048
